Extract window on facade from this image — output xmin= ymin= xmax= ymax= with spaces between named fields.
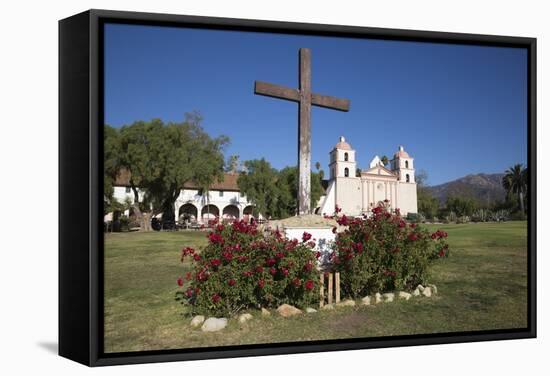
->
xmin=405 ymin=160 xmax=409 ymax=169
xmin=406 ymin=174 xmax=410 ymax=183
xmin=125 ymin=186 xmax=131 ymax=193
xmin=344 ymin=152 xmax=349 ymax=161
xmin=219 ymin=190 xmax=224 ymax=197
xmin=344 ymin=167 xmax=349 ymax=177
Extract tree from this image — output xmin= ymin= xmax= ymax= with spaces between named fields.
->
xmin=414 ymin=170 xmax=439 ymax=219
xmin=502 ymin=164 xmax=527 ymax=213
xmin=237 ymin=162 xmax=325 ymax=219
xmin=226 ymin=155 xmax=240 ymax=173
xmin=103 ymin=124 xmax=121 ymax=215
xmin=109 ymin=113 xmax=229 ymax=231
xmin=237 ymin=159 xmax=280 ymax=217
xmin=381 ymin=155 xmax=389 ymax=167
xmin=315 ymin=161 xmax=321 ymax=171
xmin=445 ymin=195 xmax=477 ymax=217
xmin=277 ymin=166 xmax=324 ymax=217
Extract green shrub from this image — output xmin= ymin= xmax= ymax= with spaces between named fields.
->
xmin=332 ymin=204 xmax=449 ymax=298
xmin=456 ymin=215 xmax=470 ymax=224
xmin=177 ymin=220 xmax=320 ymax=316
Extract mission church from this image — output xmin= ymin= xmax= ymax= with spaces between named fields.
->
xmin=317 ymin=136 xmax=418 ymax=217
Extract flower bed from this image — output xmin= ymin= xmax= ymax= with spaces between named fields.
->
xmin=178 ymin=220 xmax=320 ymax=316
xmin=331 ymin=202 xmax=449 ymax=298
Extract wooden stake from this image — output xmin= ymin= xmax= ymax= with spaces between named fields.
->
xmin=335 ymin=272 xmax=340 ymax=304
xmin=319 ymin=274 xmax=324 ymax=308
xmin=328 ymin=273 xmax=333 ymax=305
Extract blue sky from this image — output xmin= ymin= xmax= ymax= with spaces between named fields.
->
xmin=104 ymin=23 xmax=527 ymax=186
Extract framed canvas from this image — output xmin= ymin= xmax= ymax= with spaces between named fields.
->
xmin=59 ymin=9 xmax=536 ymax=366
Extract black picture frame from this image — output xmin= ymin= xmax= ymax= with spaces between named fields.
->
xmin=59 ymin=9 xmax=537 ymax=367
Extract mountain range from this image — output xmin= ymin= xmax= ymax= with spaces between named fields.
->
xmin=426 ymin=173 xmax=506 ymax=205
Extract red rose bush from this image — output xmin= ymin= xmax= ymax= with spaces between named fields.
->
xmin=178 ymin=220 xmax=320 ymax=316
xmin=331 ymin=202 xmax=449 ymax=298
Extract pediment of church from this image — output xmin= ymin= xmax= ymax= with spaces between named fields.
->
xmin=362 ymin=165 xmax=398 ymax=178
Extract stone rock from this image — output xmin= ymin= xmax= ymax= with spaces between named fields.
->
xmin=412 ymin=288 xmax=421 ymax=296
xmin=382 ymin=293 xmax=394 ymax=303
xmin=398 ymin=291 xmax=412 ymax=301
xmin=190 ymin=315 xmax=205 ymax=328
xmin=361 ymin=296 xmax=371 ymax=305
xmin=277 ymin=304 xmax=303 ymax=317
xmin=417 ymin=284 xmax=425 ymax=292
xmin=422 ymin=287 xmax=433 ymax=297
xmin=336 ymin=299 xmax=356 ymax=307
xmin=261 ymin=308 xmax=271 ymax=316
xmin=321 ymin=303 xmax=335 ymax=310
xmin=427 ymin=284 xmax=438 ymax=294
xmin=238 ymin=313 xmax=253 ymax=323
xmin=306 ymin=307 xmax=318 ymax=313
xmin=374 ymin=292 xmax=383 ymax=304
xmin=201 ymin=317 xmax=228 ymax=332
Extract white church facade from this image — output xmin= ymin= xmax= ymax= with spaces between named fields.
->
xmin=317 ymin=137 xmax=418 ymax=217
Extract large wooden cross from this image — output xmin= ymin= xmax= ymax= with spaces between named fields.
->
xmin=254 ymin=48 xmax=350 ymax=215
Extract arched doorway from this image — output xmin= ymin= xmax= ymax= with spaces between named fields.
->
xmin=201 ymin=204 xmax=220 ymax=222
xmin=179 ymin=203 xmax=198 ymax=221
xmin=222 ymin=205 xmax=240 ymax=221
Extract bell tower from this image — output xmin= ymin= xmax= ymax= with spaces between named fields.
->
xmin=391 ymin=145 xmax=415 ymax=183
xmin=329 ymin=136 xmax=357 ymax=180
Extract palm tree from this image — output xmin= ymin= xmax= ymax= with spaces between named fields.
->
xmin=502 ymin=164 xmax=527 ymax=213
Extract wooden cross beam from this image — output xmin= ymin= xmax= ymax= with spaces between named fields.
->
xmin=254 ymin=48 xmax=350 ymax=215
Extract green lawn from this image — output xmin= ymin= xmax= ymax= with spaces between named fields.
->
xmin=104 ymin=221 xmax=528 ymax=353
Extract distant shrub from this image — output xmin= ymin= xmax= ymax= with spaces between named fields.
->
xmin=456 ymin=216 xmax=470 ymax=224
xmin=332 ymin=204 xmax=450 ymax=298
xmin=509 ymin=211 xmax=526 ymax=221
xmin=177 ymin=220 xmax=320 ymax=317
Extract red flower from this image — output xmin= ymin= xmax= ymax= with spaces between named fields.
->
xmin=193 ymin=254 xmax=201 ymax=261
xmin=185 ymin=288 xmax=194 ymax=297
xmin=258 ymin=279 xmax=265 ymax=289
xmin=438 ymin=249 xmax=446 ymax=257
xmin=302 ymin=232 xmax=312 ymax=242
xmin=210 ymin=258 xmax=221 ymax=267
xmin=269 ymin=267 xmax=277 ymax=275
xmin=281 ymin=268 xmax=289 ymax=277
xmin=315 ymin=251 xmax=321 ymax=259
xmin=332 ymin=227 xmax=337 ymax=234
xmin=208 ymin=232 xmax=224 ymax=244
xmin=303 ymin=262 xmax=313 ymax=272
xmin=408 ymin=233 xmax=418 ymax=241
xmin=242 ymin=271 xmax=253 ymax=277
xmin=222 ymin=251 xmax=233 ymax=261
xmin=228 ymin=278 xmax=236 ymax=286
xmin=266 ymin=257 xmax=276 ymax=266
xmin=337 ymin=215 xmax=349 ymax=226
xmin=255 ymin=265 xmax=264 ymax=273
xmin=185 ymin=271 xmax=192 ymax=281
xmin=177 ymin=277 xmax=184 ymax=287
xmin=275 ymin=252 xmax=285 ymax=259
xmin=305 ymin=280 xmax=314 ymax=290
xmin=212 ymin=293 xmax=221 ymax=303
